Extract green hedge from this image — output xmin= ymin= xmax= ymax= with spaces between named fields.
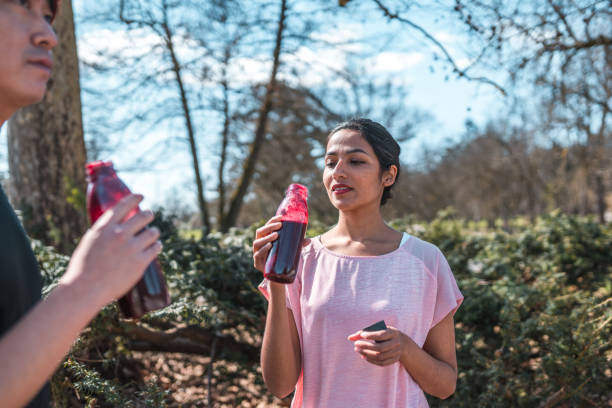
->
xmin=410 ymin=211 xmax=612 ymax=407
xmin=34 ymin=211 xmax=611 ymax=406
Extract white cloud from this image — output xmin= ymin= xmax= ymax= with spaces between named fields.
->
xmin=455 ymin=57 xmax=471 ymax=70
xmin=433 ymin=31 xmax=459 ymax=44
xmin=367 ymin=51 xmax=425 ymax=73
xmin=310 ymin=23 xmax=365 ymax=54
xmin=77 ymin=23 xmax=371 ymax=91
xmin=228 ymin=56 xmax=271 ymax=85
xmin=78 ymin=28 xmax=164 ymax=65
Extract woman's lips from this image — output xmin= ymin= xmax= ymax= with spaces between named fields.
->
xmin=332 ymin=185 xmax=353 ymax=195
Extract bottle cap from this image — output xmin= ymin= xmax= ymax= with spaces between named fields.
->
xmin=279 ymin=183 xmax=308 ymax=222
xmin=85 ymin=160 xmax=114 ymax=176
xmin=287 ymin=183 xmax=308 ymax=198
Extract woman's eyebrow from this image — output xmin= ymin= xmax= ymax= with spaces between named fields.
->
xmin=325 ymin=148 xmax=369 ymax=157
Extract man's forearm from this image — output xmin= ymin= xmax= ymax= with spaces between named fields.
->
xmin=0 ymin=281 xmax=103 ymax=408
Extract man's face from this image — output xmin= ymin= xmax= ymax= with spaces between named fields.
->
xmin=0 ymin=0 xmax=57 ymax=115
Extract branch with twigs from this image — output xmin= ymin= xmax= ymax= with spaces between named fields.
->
xmin=371 ymin=0 xmax=507 ymax=95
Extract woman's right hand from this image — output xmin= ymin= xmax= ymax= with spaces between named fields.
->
xmin=253 ymin=215 xmax=283 ymax=273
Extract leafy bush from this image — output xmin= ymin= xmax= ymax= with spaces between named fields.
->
xmin=407 ymin=212 xmax=612 ymax=407
xmin=34 ymin=211 xmax=611 ymax=406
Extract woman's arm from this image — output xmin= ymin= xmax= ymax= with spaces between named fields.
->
xmin=402 ymin=313 xmax=457 ymax=398
xmin=0 ymin=195 xmax=162 ymax=408
xmin=253 ymin=216 xmax=302 ymax=398
xmin=348 ymin=312 xmax=458 ymax=399
xmin=260 ymin=283 xmax=302 ymax=398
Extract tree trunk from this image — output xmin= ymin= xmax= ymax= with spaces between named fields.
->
xmin=111 ymin=322 xmax=260 ymax=361
xmin=595 ymin=173 xmax=605 ymax=223
xmin=594 ymin=111 xmax=607 ymax=223
xmin=217 ymin=64 xmax=230 ymax=228
xmin=7 ymin=0 xmax=87 ymax=253
xmin=163 ymin=15 xmax=211 ymax=234
xmin=220 ymin=0 xmax=287 ymax=232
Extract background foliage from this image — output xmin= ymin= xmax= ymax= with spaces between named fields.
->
xmin=34 ymin=210 xmax=611 ymax=407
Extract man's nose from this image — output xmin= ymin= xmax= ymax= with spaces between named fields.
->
xmin=32 ymin=18 xmax=58 ymax=51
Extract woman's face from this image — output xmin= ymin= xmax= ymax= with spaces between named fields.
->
xmin=323 ymin=129 xmax=396 ymax=213
xmin=0 ymin=0 xmax=57 ymax=116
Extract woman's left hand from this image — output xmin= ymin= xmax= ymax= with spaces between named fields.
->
xmin=347 ymin=326 xmax=409 ymax=367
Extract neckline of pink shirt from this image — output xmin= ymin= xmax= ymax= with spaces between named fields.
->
xmin=312 ymin=232 xmax=411 ymax=259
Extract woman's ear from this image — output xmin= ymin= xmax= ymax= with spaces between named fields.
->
xmin=382 ymin=165 xmax=398 ymax=187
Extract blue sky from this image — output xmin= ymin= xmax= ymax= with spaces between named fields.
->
xmin=1 ymin=0 xmax=507 ymax=210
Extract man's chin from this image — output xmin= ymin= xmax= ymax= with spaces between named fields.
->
xmin=15 ymin=87 xmax=48 ymax=108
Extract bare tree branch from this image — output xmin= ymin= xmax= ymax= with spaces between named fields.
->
xmin=371 ymin=0 xmax=507 ymax=95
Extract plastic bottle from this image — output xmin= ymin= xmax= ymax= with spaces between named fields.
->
xmin=85 ymin=160 xmax=171 ymax=318
xmin=264 ymin=184 xmax=308 ymax=284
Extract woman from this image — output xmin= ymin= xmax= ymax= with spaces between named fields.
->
xmin=0 ymin=1 xmax=162 ymax=406
xmin=253 ymin=118 xmax=463 ymax=407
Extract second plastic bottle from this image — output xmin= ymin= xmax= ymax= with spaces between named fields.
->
xmin=86 ymin=161 xmax=171 ymax=319
xmin=264 ymin=183 xmax=309 ymax=284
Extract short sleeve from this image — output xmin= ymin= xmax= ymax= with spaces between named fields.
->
xmin=258 ymin=243 xmax=310 ymax=319
xmin=258 ymin=276 xmax=301 ymax=313
xmin=258 ymin=278 xmax=273 ymax=301
xmin=431 ymin=249 xmax=463 ymax=329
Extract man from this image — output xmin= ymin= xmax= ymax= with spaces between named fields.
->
xmin=0 ymin=1 xmax=162 ymax=406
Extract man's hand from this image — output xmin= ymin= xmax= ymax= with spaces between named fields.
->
xmin=59 ymin=194 xmax=162 ymax=309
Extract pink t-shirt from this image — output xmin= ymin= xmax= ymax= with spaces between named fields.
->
xmin=259 ymin=233 xmax=463 ymax=408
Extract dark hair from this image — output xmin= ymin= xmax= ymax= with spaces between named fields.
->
xmin=328 ymin=118 xmax=400 ymax=206
xmin=49 ymin=0 xmax=60 ymax=22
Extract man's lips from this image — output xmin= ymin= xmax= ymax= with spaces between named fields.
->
xmin=331 ymin=184 xmax=353 ymax=195
xmin=27 ymin=57 xmax=53 ymax=72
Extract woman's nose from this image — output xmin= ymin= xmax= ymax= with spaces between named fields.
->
xmin=332 ymin=160 xmax=347 ymax=179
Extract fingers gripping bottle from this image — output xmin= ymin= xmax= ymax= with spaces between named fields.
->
xmin=86 ymin=161 xmax=171 ymax=319
xmin=264 ymin=184 xmax=308 ymax=284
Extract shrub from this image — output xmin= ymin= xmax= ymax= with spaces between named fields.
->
xmin=34 ymin=211 xmax=611 ymax=406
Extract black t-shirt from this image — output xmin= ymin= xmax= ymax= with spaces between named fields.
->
xmin=0 ymin=186 xmax=51 ymax=407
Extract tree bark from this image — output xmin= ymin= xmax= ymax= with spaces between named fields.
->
xmin=220 ymin=0 xmax=287 ymax=232
xmin=217 ymin=63 xmax=230 ymax=228
xmin=162 ymin=6 xmax=211 ymax=234
xmin=111 ymin=322 xmax=260 ymax=361
xmin=7 ymin=0 xmax=87 ymax=253
xmin=594 ymin=110 xmax=608 ymax=224
xmin=539 ymin=386 xmax=567 ymax=408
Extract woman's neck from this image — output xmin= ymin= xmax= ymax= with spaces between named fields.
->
xmin=321 ymin=205 xmax=402 ymax=256
xmin=334 ymin=206 xmax=391 ymax=242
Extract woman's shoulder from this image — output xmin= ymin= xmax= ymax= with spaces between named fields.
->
xmin=397 ymin=234 xmax=445 ymax=268
xmin=401 ymin=233 xmax=440 ymax=252
xmin=300 ymin=236 xmax=320 ymax=257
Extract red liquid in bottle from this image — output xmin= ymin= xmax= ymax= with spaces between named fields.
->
xmin=264 ymin=184 xmax=308 ymax=284
xmin=86 ymin=161 xmax=171 ymax=319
